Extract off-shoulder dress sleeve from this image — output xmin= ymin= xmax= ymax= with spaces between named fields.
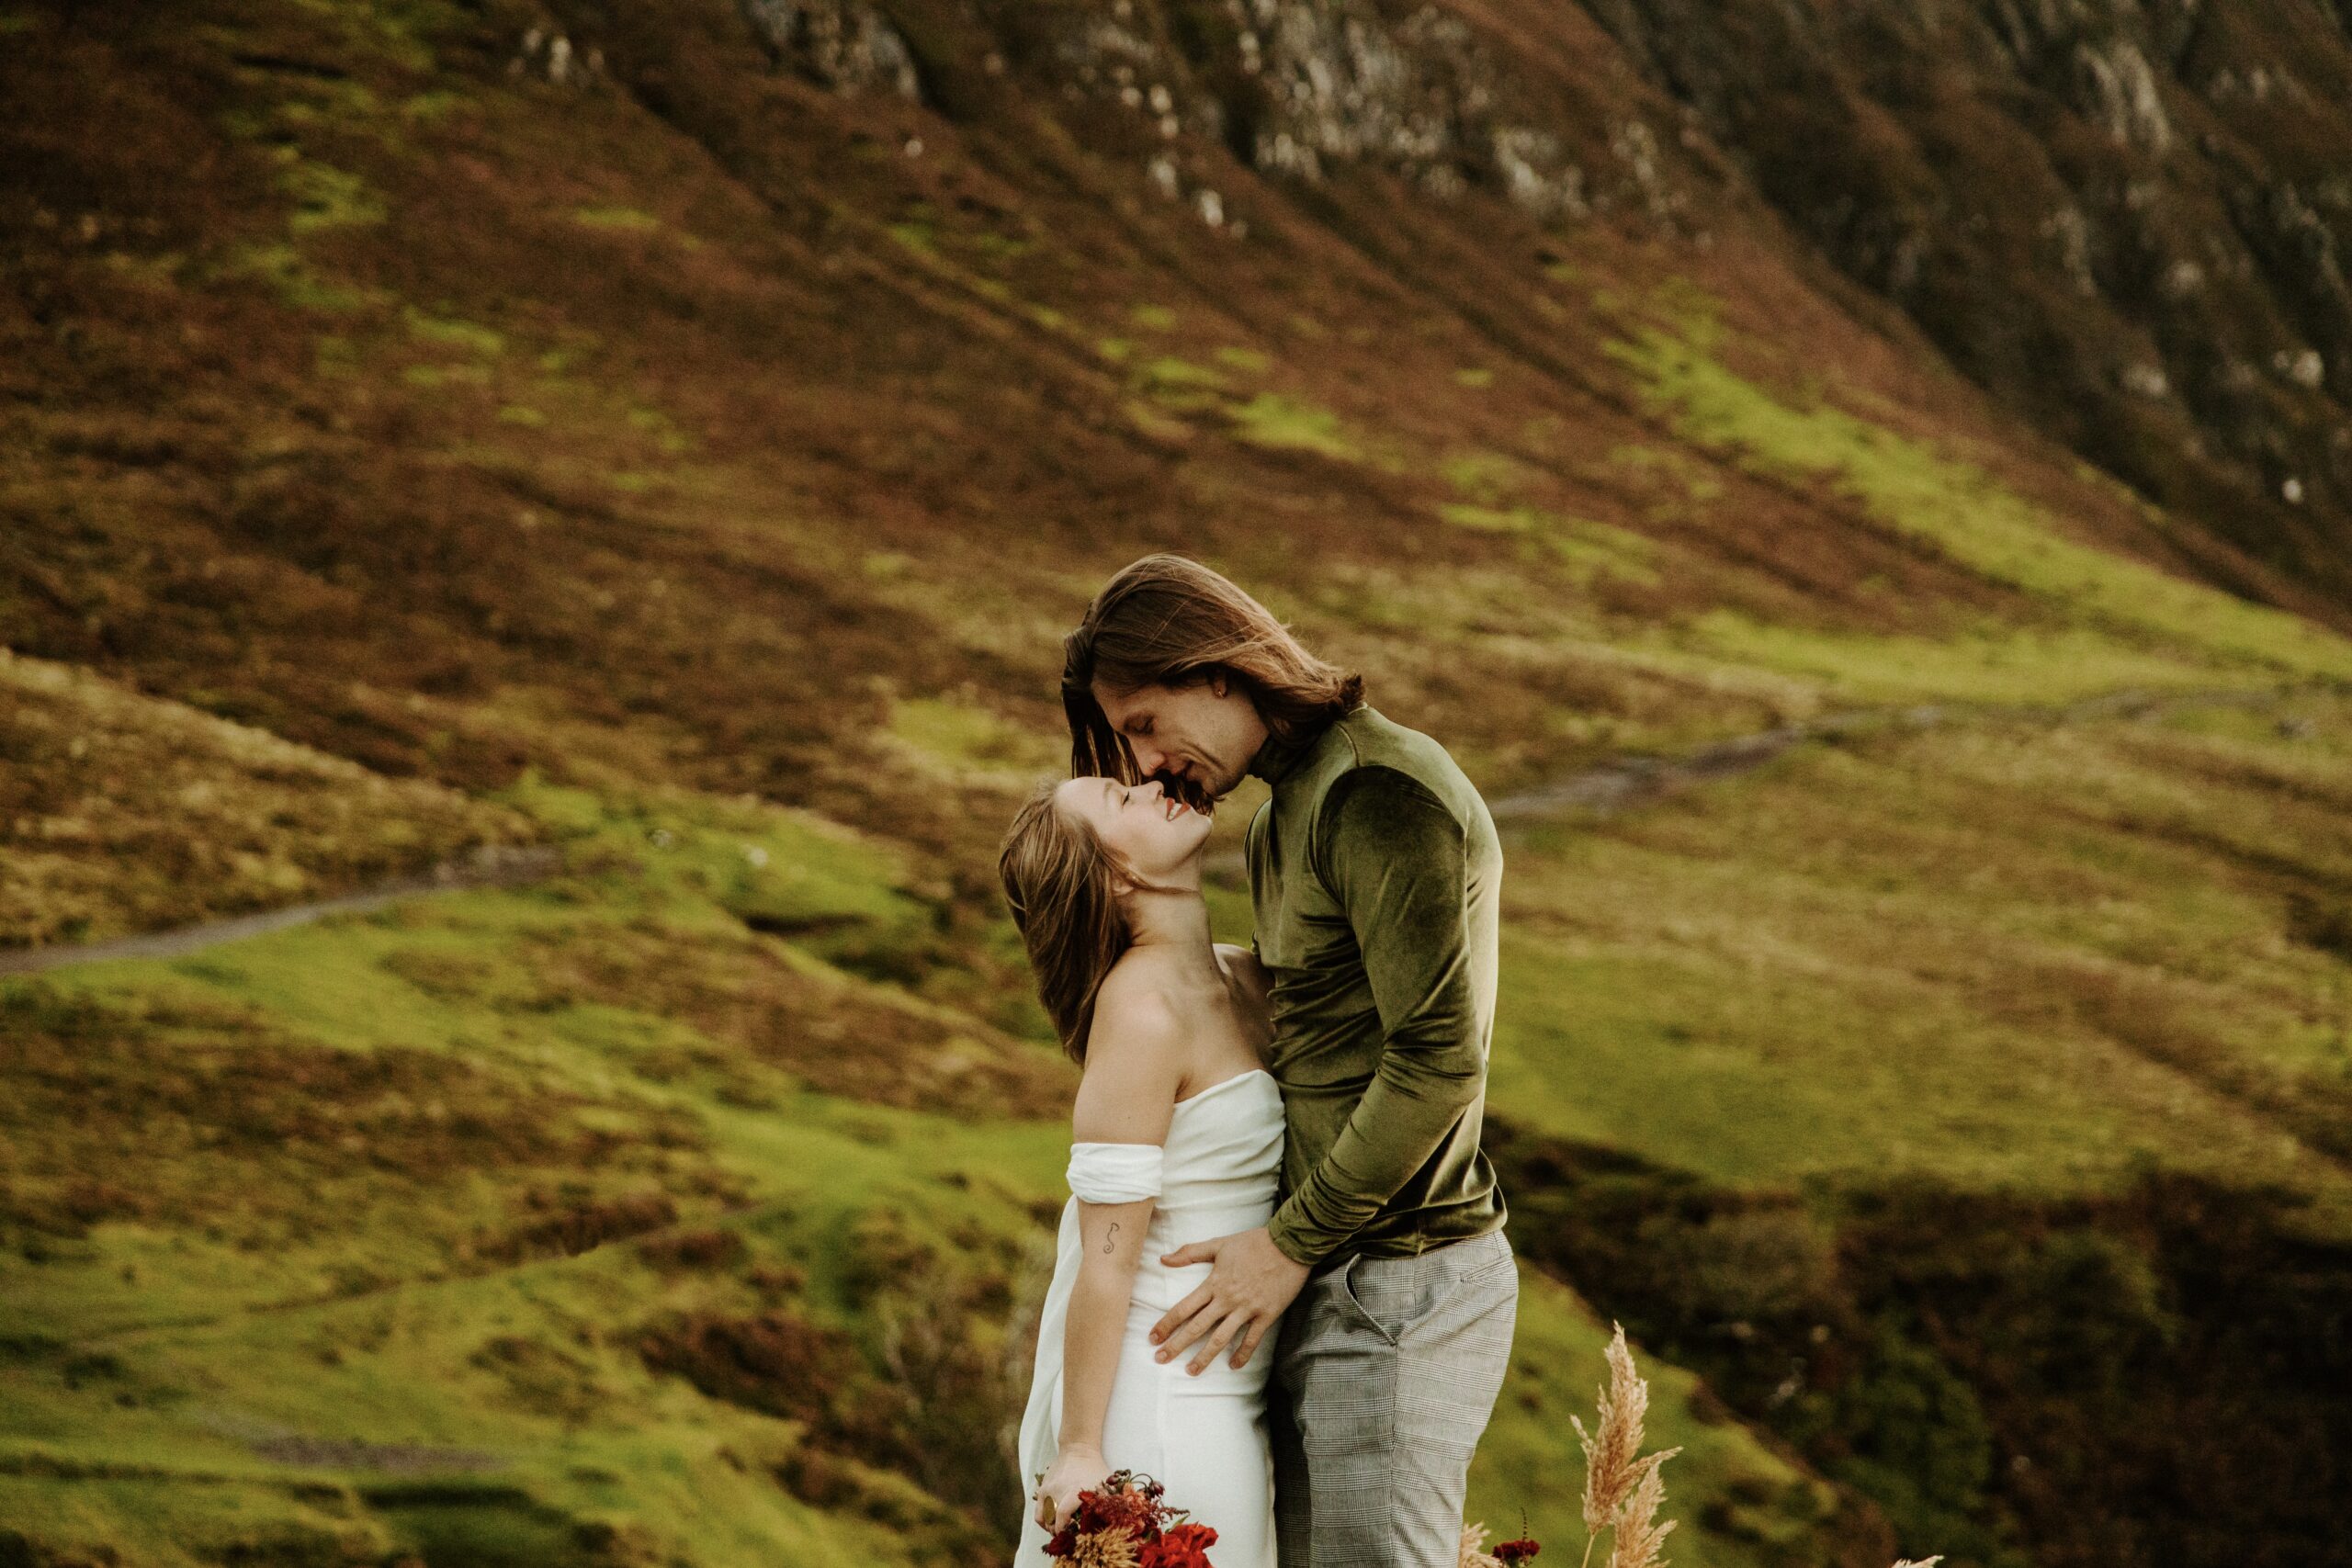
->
xmin=1067 ymin=1142 xmax=1164 ymax=1203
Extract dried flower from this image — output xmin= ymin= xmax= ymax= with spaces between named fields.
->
xmin=1605 ymin=1461 xmax=1675 ymax=1568
xmin=1049 ymin=1472 xmax=1212 ymax=1568
xmin=1460 ymin=1521 xmax=1502 ymax=1568
xmin=1572 ymin=1322 xmax=1661 ymax=1530
xmin=1074 ymin=1533 xmax=1139 ymax=1568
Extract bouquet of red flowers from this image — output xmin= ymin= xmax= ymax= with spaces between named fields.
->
xmin=1043 ymin=1470 xmax=1218 ymax=1568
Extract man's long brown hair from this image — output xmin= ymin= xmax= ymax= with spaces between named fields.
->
xmin=1061 ymin=554 xmax=1363 ymax=790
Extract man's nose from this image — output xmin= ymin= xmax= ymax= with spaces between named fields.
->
xmin=1132 ymin=741 xmax=1167 ymax=774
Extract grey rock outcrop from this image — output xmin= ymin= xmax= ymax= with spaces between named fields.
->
xmin=739 ymin=0 xmax=922 ymax=100
xmin=1585 ymin=0 xmax=2352 ymax=599
xmin=989 ymin=0 xmax=1599 ymax=226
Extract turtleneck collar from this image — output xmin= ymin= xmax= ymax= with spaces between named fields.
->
xmin=1247 ymin=710 xmax=1344 ymax=786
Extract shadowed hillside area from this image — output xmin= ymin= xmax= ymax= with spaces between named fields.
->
xmin=4 ymin=3 xmax=2350 ymax=1566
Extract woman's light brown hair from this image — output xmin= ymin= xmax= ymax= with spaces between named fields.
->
xmin=998 ymin=780 xmax=1135 ymax=1064
xmin=1062 ymin=554 xmax=1363 ymax=790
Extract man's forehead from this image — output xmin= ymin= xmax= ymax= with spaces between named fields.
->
xmin=1091 ymin=682 xmax=1154 ymax=723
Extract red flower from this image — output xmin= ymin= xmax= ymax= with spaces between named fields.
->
xmin=1048 ymin=1473 xmax=1218 ymax=1567
xmin=1140 ymin=1522 xmax=1218 ymax=1568
xmin=1495 ymin=1539 xmax=1542 ymax=1565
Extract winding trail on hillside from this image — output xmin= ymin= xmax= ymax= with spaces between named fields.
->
xmin=0 ymin=845 xmax=563 ymax=979
xmin=0 ymin=682 xmax=2320 ymax=979
xmin=1486 ymin=680 xmax=2305 ymax=820
xmin=1206 ymin=678 xmax=2315 ymax=879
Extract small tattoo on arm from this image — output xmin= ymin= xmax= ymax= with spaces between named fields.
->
xmin=1102 ymin=1223 xmax=1120 ymax=1254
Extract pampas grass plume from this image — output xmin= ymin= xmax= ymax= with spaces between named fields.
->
xmin=1570 ymin=1322 xmax=1683 ymax=1534
xmin=1604 ymin=1460 xmax=1675 ymax=1568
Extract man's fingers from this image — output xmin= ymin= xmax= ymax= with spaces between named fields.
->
xmin=1154 ymin=1300 xmax=1219 ymax=1363
xmin=1150 ymin=1282 xmax=1214 ymax=1345
xmin=1159 ymin=1239 xmax=1216 ymax=1269
xmin=1187 ymin=1309 xmax=1250 ymax=1376
xmin=1228 ymin=1315 xmax=1271 ymax=1371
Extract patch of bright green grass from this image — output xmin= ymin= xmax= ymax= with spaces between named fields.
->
xmin=1454 ymin=367 xmax=1494 ymax=389
xmin=1661 ymin=613 xmax=2235 ymax=705
xmin=219 ymin=243 xmax=381 ymax=311
xmin=404 ymin=307 xmax=505 ymax=356
xmin=275 ymin=152 xmax=386 ymax=233
xmin=1213 ymin=345 xmax=1272 ymax=374
xmin=571 ymin=205 xmax=662 ymax=231
xmin=1438 ymin=505 xmax=1663 ymax=586
xmin=1610 ymin=325 xmax=2352 ymax=681
xmin=1487 ymin=706 xmax=2352 ymax=1229
xmin=1128 ymin=303 xmax=1179 ymax=331
xmin=1227 ymin=393 xmax=1361 ymax=461
xmin=1440 ymin=449 xmax=1532 ymax=505
xmin=888 ymin=695 xmax=1060 ymax=786
xmin=1131 ymin=356 xmax=1227 ymax=416
xmin=401 ymin=88 xmax=469 ymax=120
xmin=1140 ymin=355 xmax=1227 ymax=389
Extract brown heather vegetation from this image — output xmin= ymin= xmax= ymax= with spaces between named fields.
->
xmin=6 ymin=2 xmax=2352 ymax=1566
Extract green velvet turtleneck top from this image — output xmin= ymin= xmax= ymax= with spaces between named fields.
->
xmin=1243 ymin=704 xmax=1508 ymax=1269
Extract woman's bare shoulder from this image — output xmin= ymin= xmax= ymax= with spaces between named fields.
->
xmin=1084 ymin=956 xmax=1188 ymax=1062
xmin=1073 ymin=963 xmax=1189 ymax=1142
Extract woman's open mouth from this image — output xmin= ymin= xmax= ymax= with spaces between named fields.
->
xmin=1159 ymin=777 xmax=1213 ymax=819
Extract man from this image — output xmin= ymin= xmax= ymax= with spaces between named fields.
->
xmin=1060 ymin=553 xmax=1515 ymax=1568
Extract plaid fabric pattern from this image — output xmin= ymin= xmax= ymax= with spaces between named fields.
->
xmin=1269 ymin=1229 xmax=1519 ymax=1568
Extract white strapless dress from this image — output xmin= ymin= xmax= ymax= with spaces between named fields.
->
xmin=1012 ymin=1068 xmax=1285 ymax=1568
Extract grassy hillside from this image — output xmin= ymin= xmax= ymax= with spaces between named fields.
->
xmin=5 ymin=3 xmax=2351 ymax=1566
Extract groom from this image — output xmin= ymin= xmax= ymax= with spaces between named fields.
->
xmin=1060 ymin=554 xmax=1517 ymax=1568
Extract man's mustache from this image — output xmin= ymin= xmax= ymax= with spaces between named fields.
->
xmin=1150 ymin=769 xmax=1217 ymax=816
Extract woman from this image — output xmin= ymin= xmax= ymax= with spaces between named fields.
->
xmin=999 ymin=770 xmax=1283 ymax=1567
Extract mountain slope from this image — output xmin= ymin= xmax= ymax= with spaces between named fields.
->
xmin=5 ymin=3 xmax=2352 ymax=1566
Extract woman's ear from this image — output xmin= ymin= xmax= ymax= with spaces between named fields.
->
xmin=1208 ymin=670 xmax=1228 ymax=699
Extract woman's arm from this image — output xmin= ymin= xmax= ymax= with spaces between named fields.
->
xmin=1035 ymin=986 xmax=1187 ymax=1531
xmin=1037 ymin=1190 xmax=1154 ymax=1526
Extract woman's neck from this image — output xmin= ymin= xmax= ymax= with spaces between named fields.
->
xmin=1123 ymin=886 xmax=1215 ymax=959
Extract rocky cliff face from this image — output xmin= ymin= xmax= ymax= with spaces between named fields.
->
xmin=741 ymin=0 xmax=2352 ymax=607
xmin=1582 ymin=0 xmax=2352 ymax=604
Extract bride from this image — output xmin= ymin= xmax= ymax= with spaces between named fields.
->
xmin=999 ymin=772 xmax=1283 ymax=1567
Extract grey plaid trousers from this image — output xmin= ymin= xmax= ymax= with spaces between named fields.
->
xmin=1269 ymin=1228 xmax=1520 ymax=1568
